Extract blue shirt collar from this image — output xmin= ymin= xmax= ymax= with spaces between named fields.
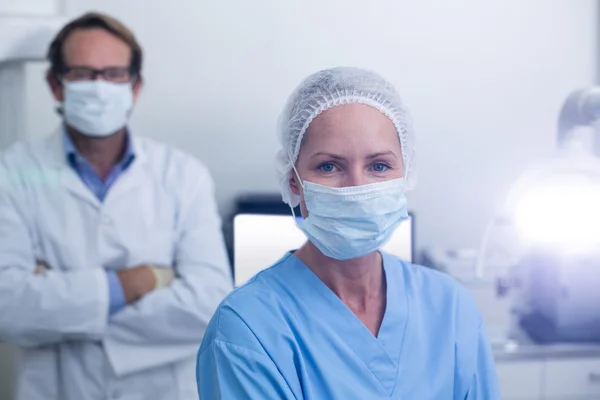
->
xmin=63 ymin=126 xmax=136 ymax=169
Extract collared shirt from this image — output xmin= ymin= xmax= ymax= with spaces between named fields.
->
xmin=63 ymin=127 xmax=135 ymax=315
xmin=63 ymin=128 xmax=136 ymax=202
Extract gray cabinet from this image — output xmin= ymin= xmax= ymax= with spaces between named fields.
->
xmin=497 ymin=358 xmax=600 ymax=400
xmin=497 ymin=360 xmax=544 ymax=399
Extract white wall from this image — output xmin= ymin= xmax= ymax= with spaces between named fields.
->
xmin=23 ymin=0 xmax=598 ymax=252
xmin=0 ymin=0 xmax=59 ymax=15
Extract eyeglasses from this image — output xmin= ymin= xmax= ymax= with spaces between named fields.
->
xmin=61 ymin=66 xmax=134 ymax=83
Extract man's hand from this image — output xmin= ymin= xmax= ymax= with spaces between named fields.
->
xmin=34 ymin=262 xmax=47 ymax=275
xmin=117 ymin=265 xmax=174 ymax=304
xmin=34 ymin=262 xmax=173 ymax=304
xmin=117 ymin=266 xmax=156 ymax=304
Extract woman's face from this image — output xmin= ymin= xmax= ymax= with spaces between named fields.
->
xmin=291 ymin=103 xmax=404 ymax=216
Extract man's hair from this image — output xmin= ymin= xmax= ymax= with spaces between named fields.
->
xmin=47 ymin=12 xmax=143 ymax=77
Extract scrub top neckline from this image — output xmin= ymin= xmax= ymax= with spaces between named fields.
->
xmin=282 ymin=251 xmax=408 ymax=395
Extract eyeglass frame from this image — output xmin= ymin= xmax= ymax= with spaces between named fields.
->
xmin=58 ymin=65 xmax=138 ymax=83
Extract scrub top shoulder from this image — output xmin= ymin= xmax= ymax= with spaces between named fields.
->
xmin=197 ymin=252 xmax=500 ymax=400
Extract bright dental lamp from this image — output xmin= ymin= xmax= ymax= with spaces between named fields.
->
xmin=514 ymin=162 xmax=600 ymax=251
xmin=476 ymin=86 xmax=600 ymax=344
xmin=508 ymin=143 xmax=600 ymax=252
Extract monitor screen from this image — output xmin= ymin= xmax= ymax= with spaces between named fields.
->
xmin=233 ymin=214 xmax=413 ymax=287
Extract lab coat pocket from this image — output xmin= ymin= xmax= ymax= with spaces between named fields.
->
xmin=171 ymin=355 xmax=198 ymax=399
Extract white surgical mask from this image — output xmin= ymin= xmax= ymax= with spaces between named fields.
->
xmin=63 ymin=80 xmax=133 ymax=137
xmin=295 ymin=176 xmax=409 ymax=260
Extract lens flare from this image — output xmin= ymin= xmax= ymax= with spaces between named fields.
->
xmin=515 ymin=174 xmax=600 ymax=250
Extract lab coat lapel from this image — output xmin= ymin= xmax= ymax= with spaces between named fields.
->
xmin=45 ymin=129 xmax=148 ymax=208
xmin=61 ymin=167 xmax=100 ymax=208
xmin=287 ymin=253 xmax=407 ymax=395
xmin=103 ymin=145 xmax=149 ymax=203
xmin=43 ymin=130 xmax=100 ymax=209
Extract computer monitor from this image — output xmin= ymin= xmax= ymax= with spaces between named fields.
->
xmin=232 ymin=213 xmax=413 ymax=287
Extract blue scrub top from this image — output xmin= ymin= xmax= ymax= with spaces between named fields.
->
xmin=197 ymin=252 xmax=501 ymax=399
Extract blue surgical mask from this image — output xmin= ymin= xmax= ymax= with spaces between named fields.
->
xmin=63 ymin=80 xmax=133 ymax=137
xmin=296 ymin=177 xmax=409 ymax=260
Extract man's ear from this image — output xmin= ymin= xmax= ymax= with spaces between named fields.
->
xmin=46 ymin=70 xmax=63 ymax=102
xmin=132 ymin=76 xmax=143 ymax=102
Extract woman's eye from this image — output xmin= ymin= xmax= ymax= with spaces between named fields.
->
xmin=372 ymin=163 xmax=389 ymax=172
xmin=318 ymin=163 xmax=336 ymax=173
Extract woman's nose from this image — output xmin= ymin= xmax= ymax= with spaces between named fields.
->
xmin=345 ymin=168 xmax=369 ymax=187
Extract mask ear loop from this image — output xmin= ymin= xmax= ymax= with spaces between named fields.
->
xmin=54 ymin=74 xmax=66 ymax=117
xmin=289 ymin=161 xmax=304 ymax=220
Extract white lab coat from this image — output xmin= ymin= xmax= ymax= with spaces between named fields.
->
xmin=0 ymin=130 xmax=233 ymax=400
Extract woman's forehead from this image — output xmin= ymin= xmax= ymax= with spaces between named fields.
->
xmin=302 ymin=104 xmax=401 ymax=154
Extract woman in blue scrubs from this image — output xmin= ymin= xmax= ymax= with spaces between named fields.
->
xmin=197 ymin=67 xmax=501 ymax=399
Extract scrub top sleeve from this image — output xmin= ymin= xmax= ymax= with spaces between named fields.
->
xmin=465 ymin=322 xmax=501 ymax=400
xmin=197 ymin=339 xmax=297 ymax=400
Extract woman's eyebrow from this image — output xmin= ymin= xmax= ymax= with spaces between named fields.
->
xmin=366 ymin=151 xmax=397 ymax=159
xmin=310 ymin=152 xmax=346 ymax=160
xmin=310 ymin=151 xmax=398 ymax=160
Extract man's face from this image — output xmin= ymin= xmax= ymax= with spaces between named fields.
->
xmin=47 ymin=28 xmax=142 ymax=102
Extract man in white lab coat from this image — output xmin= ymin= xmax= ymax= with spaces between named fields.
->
xmin=0 ymin=12 xmax=233 ymax=400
